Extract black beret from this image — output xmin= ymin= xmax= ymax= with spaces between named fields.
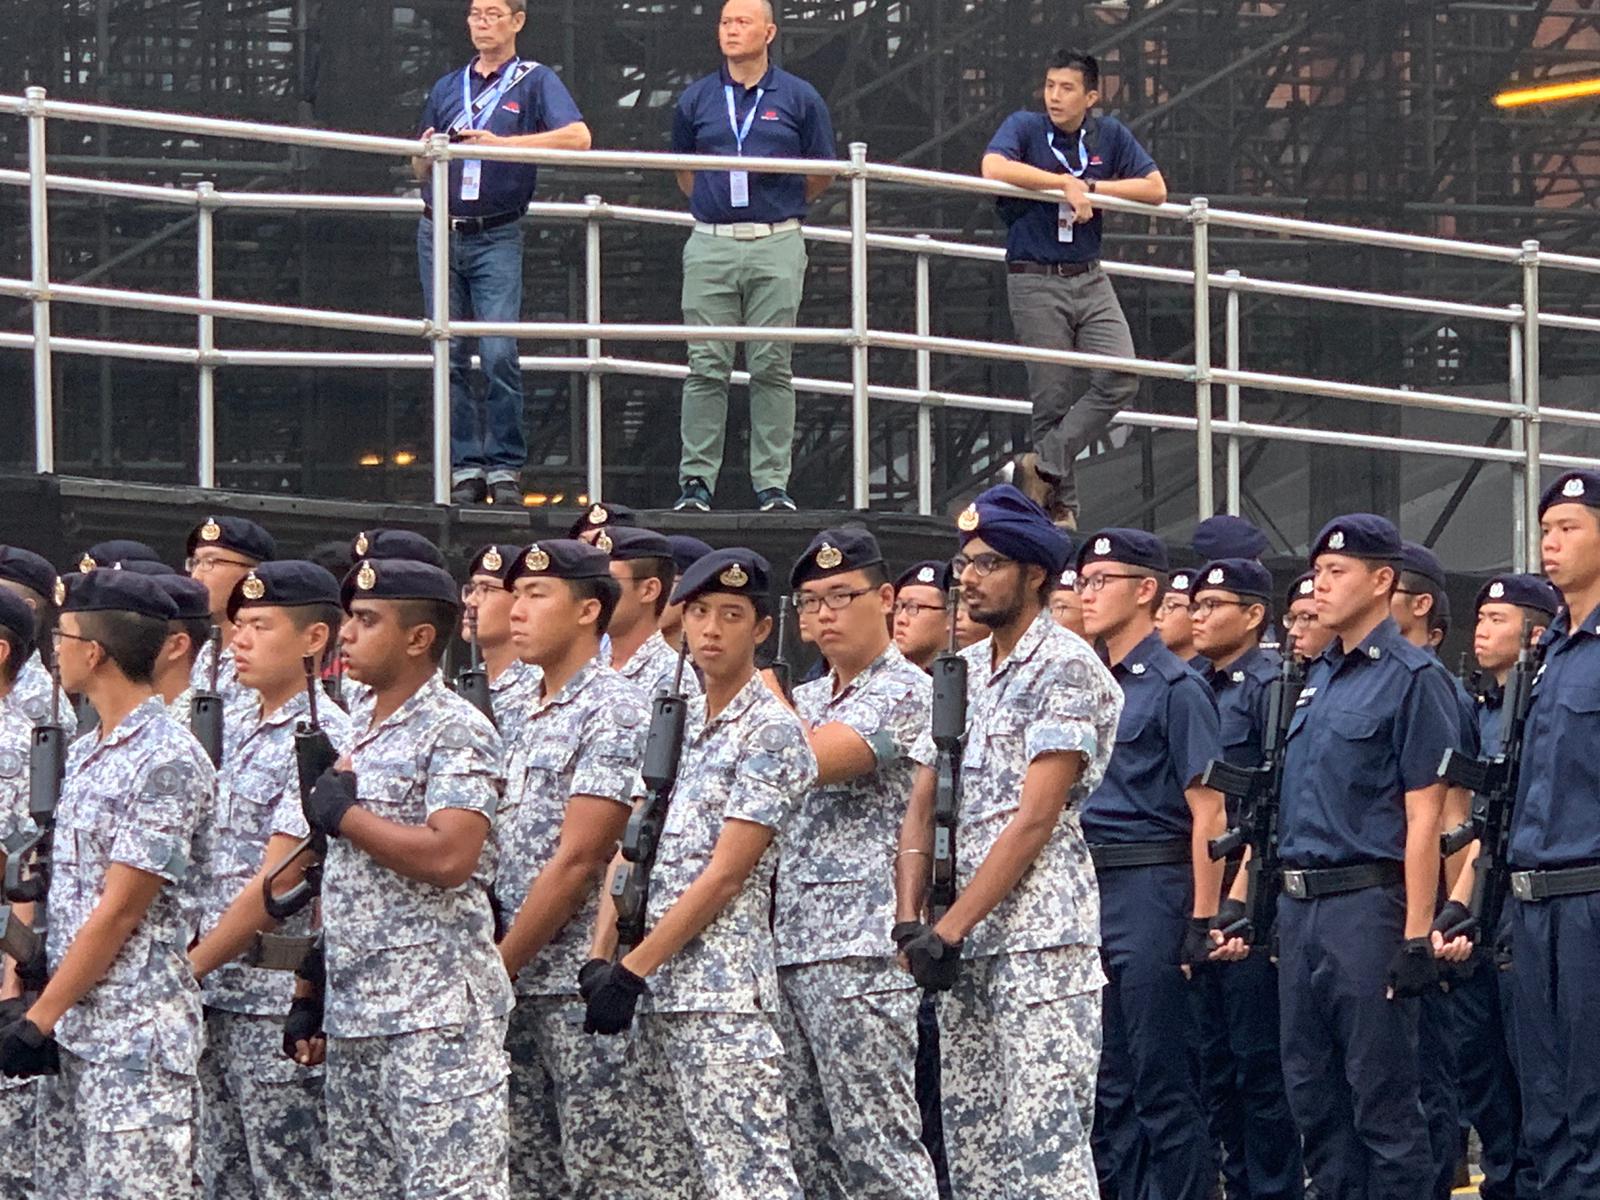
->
xmin=1167 ymin=569 xmax=1195 ymax=597
xmin=0 ymin=590 xmax=36 ymax=649
xmin=1475 ymin=573 xmax=1560 ymax=619
xmin=1400 ymin=541 xmax=1447 ymax=591
xmin=503 ymin=540 xmax=613 ymax=586
xmin=186 ymin=516 xmax=275 ymax=563
xmin=340 ymin=559 xmax=460 ymax=612
xmin=956 ymin=485 xmax=1073 ymax=575
xmin=0 ymin=547 xmax=58 ymax=599
xmin=671 ymin=548 xmax=771 ymax=607
xmin=667 ymin=535 xmax=715 ymax=577
xmin=78 ymin=539 xmax=165 ymax=574
xmin=1192 ymin=515 xmax=1268 ymax=563
xmin=228 ymin=561 xmax=343 ymax=623
xmin=895 ymin=560 xmax=947 ymax=593
xmin=151 ymin=575 xmax=212 ymax=621
xmin=1310 ymin=514 xmax=1401 ymax=564
xmin=598 ymin=527 xmax=674 ymax=562
xmin=1538 ymin=470 xmax=1600 ymax=518
xmin=567 ymin=502 xmax=638 ymax=538
xmin=62 ymin=570 xmax=179 ymax=621
xmin=1286 ymin=571 xmax=1315 ymax=607
xmin=790 ymin=527 xmax=885 ymax=590
xmin=1194 ymin=558 xmax=1274 ymax=601
xmin=114 ymin=560 xmax=181 ymax=579
xmin=1078 ymin=528 xmax=1170 ymax=573
xmin=466 ymin=544 xmax=521 ymax=579
xmin=349 ymin=529 xmax=446 ymax=571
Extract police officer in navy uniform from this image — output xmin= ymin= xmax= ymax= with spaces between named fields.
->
xmin=413 ymin=0 xmax=591 ymax=507
xmin=1273 ymin=514 xmax=1459 ymax=1200
xmin=1076 ymin=528 xmax=1226 ymax=1200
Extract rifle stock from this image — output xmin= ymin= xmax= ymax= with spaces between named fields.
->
xmin=770 ymin=596 xmax=793 ymax=701
xmin=455 ymin=612 xmax=494 ymax=726
xmin=263 ymin=657 xmax=337 ymax=923
xmin=928 ymin=587 xmax=966 ymax=920
xmin=190 ymin=625 xmax=225 ymax=767
xmin=3 ymin=660 xmax=65 ymax=990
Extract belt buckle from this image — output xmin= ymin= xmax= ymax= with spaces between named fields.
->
xmin=1510 ymin=870 xmax=1537 ymax=902
xmin=732 ymin=222 xmax=761 ymax=240
xmin=1282 ymin=870 xmax=1308 ymax=900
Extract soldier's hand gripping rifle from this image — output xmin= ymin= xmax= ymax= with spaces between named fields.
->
xmin=261 ymin=657 xmax=339 ymax=924
xmin=455 ymin=610 xmax=495 ymax=727
xmin=190 ymin=625 xmax=225 ymax=768
xmin=610 ymin=642 xmax=690 ymax=950
xmin=0 ymin=658 xmax=66 ymax=991
xmin=928 ymin=587 xmax=966 ymax=922
xmin=1200 ymin=636 xmax=1307 ymax=945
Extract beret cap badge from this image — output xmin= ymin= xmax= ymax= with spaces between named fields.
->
xmin=956 ymin=507 xmax=980 ymax=532
xmin=481 ymin=547 xmax=503 ymax=573
xmin=815 ymin=543 xmax=842 ymax=570
xmin=200 ymin=518 xmax=222 ymax=543
xmin=241 ymin=574 xmax=266 ymax=601
xmin=719 ymin=563 xmax=749 ymax=588
xmin=525 ymin=545 xmax=551 ymax=573
xmin=356 ymin=561 xmax=377 ymax=591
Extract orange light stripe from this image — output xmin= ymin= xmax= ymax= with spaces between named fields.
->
xmin=1494 ymin=76 xmax=1600 ymax=108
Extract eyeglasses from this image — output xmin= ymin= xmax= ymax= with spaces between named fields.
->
xmin=186 ymin=555 xmax=254 ymax=575
xmin=1048 ymin=601 xmax=1079 ymax=617
xmin=892 ymin=599 xmax=946 ymax=619
xmin=1282 ymin=611 xmax=1318 ymax=629
xmin=51 ymin=630 xmax=96 ymax=649
xmin=1156 ymin=597 xmax=1191 ymax=616
xmin=792 ymin=588 xmax=873 ymax=615
xmin=1192 ymin=598 xmax=1254 ymax=619
xmin=950 ymin=552 xmax=1014 ymax=579
xmin=461 ymin=580 xmax=508 ymax=602
xmin=467 ymin=7 xmax=513 ymax=23
xmin=1078 ymin=571 xmax=1146 ymax=594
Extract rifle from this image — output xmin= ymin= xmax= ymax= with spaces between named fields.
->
xmin=190 ymin=626 xmax=225 ymax=767
xmin=610 ymin=642 xmax=691 ymax=950
xmin=1200 ymin=636 xmax=1307 ymax=945
xmin=261 ymin=657 xmax=338 ymax=924
xmin=0 ymin=657 xmax=66 ymax=988
xmin=1437 ymin=620 xmax=1541 ymax=943
xmin=455 ymin=611 xmax=495 ymax=727
xmin=770 ymin=596 xmax=793 ymax=701
xmin=928 ymin=586 xmax=966 ymax=921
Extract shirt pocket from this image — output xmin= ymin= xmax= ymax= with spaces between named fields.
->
xmin=1321 ymin=707 xmax=1392 ymax=795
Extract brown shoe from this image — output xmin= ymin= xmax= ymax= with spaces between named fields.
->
xmin=1012 ymin=453 xmax=1057 ymax=508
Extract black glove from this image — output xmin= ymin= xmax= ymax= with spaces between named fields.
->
xmin=1209 ymin=899 xmax=1252 ymax=943
xmin=0 ymin=999 xmax=23 ymax=1027
xmin=891 ymin=921 xmax=924 ymax=953
xmin=282 ymin=995 xmax=324 ymax=1060
xmin=304 ymin=769 xmax=358 ymax=839
xmin=1386 ymin=937 xmax=1440 ymax=999
xmin=584 ymin=964 xmax=648 ymax=1036
xmin=1181 ymin=917 xmax=1215 ymax=965
xmin=904 ymin=927 xmax=963 ymax=992
xmin=577 ymin=958 xmax=609 ymax=1001
xmin=0 ymin=1018 xmax=58 ymax=1078
xmin=1431 ymin=900 xmax=1477 ymax=944
xmin=14 ymin=940 xmax=47 ymax=994
xmin=294 ymin=942 xmax=326 ymax=992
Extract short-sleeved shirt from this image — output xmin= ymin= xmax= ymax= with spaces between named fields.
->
xmin=1205 ymin=645 xmax=1280 ymax=824
xmin=1278 ymin=618 xmax=1460 ymax=867
xmin=671 ymin=64 xmax=836 ymax=224
xmin=13 ymin=652 xmax=77 ymax=739
xmin=984 ymin=111 xmax=1158 ymax=264
xmin=417 ymin=56 xmax=584 ymax=218
xmin=1082 ymin=630 xmax=1220 ymax=845
xmin=489 ymin=657 xmax=543 ymax=734
xmin=200 ymin=691 xmax=353 ymax=1016
xmin=776 ymin=644 xmax=930 ymax=968
xmin=0 ymin=695 xmax=33 ymax=854
xmin=48 ymin=698 xmax=214 ymax=1075
xmin=1511 ymin=602 xmax=1600 ymax=867
xmin=643 ymin=673 xmax=815 ymax=1013
xmin=615 ymin=630 xmax=702 ymax=702
xmin=284 ymin=675 xmax=512 ymax=1038
xmin=911 ymin=611 xmax=1122 ymax=958
xmin=493 ymin=660 xmax=649 ymax=997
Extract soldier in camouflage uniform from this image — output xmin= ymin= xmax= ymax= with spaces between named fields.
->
xmin=604 ymin=527 xmax=703 ymax=701
xmin=289 ymin=558 xmax=513 ymax=1199
xmin=186 ymin=562 xmax=350 ymax=1199
xmin=148 ymin=573 xmax=213 ymax=725
xmin=897 ymin=485 xmax=1121 ymax=1200
xmin=340 ymin=530 xmax=452 ymax=728
xmin=492 ymin=540 xmax=653 ymax=1197
xmin=0 ymin=547 xmax=78 ymax=740
xmin=584 ymin=547 xmax=815 ymax=1200
xmin=463 ymin=543 xmax=543 ymax=730
xmin=0 ymin=571 xmax=214 ymax=1199
xmin=187 ymin=515 xmax=277 ymax=727
xmin=775 ymin=527 xmax=939 ymax=1200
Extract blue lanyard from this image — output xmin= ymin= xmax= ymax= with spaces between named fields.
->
xmin=456 ymin=57 xmax=521 ymax=134
xmin=1047 ymin=127 xmax=1089 ymax=178
xmin=723 ymin=84 xmax=765 ymax=156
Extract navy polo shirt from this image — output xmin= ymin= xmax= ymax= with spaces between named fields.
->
xmin=1082 ymin=630 xmax=1220 ymax=845
xmin=671 ymin=64 xmax=836 ymax=225
xmin=417 ymin=58 xmax=584 ymax=218
xmin=1510 ymin=602 xmax=1600 ymax=867
xmin=1206 ymin=644 xmax=1280 ymax=824
xmin=1278 ymin=618 xmax=1459 ymax=868
xmin=985 ymin=111 xmax=1157 ymax=265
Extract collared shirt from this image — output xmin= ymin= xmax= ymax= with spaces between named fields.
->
xmin=13 ymin=652 xmax=77 ymax=739
xmin=671 ymin=63 xmax=836 ymax=224
xmin=275 ymin=675 xmax=511 ymax=1038
xmin=912 ymin=611 xmax=1122 ymax=957
xmin=1511 ymin=602 xmax=1600 ymax=867
xmin=49 ymin=698 xmax=214 ymax=1075
xmin=615 ymin=630 xmax=702 ymax=701
xmin=200 ymin=690 xmax=353 ymax=1016
xmin=984 ymin=111 xmax=1157 ymax=264
xmin=1083 ymin=629 xmax=1220 ymax=845
xmin=494 ymin=660 xmax=648 ymax=997
xmin=1205 ymin=644 xmax=1280 ymax=824
xmin=776 ymin=643 xmax=930 ymax=968
xmin=489 ymin=657 xmax=543 ymax=733
xmin=1278 ymin=618 xmax=1459 ymax=867
xmin=644 ymin=673 xmax=815 ymax=1013
xmin=417 ymin=56 xmax=584 ymax=218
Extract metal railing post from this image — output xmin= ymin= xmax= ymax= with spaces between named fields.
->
xmin=1521 ymin=240 xmax=1541 ymax=571
xmin=25 ymin=86 xmax=53 ymax=474
xmin=1224 ymin=269 xmax=1241 ymax=516
xmin=196 ymin=181 xmax=216 ymax=489
xmin=914 ymin=235 xmax=933 ymax=516
xmin=1508 ymin=320 xmax=1526 ymax=571
xmin=428 ymin=133 xmax=452 ymax=506
xmin=1191 ymin=197 xmax=1214 ymax=519
xmin=849 ymin=141 xmax=870 ymax=511
xmin=584 ymin=194 xmax=603 ymax=503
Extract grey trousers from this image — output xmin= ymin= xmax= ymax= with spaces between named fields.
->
xmin=1005 ymin=266 xmax=1139 ymax=511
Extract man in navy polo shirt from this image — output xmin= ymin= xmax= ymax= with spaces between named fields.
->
xmin=982 ymin=50 xmax=1166 ymax=530
xmin=413 ymin=0 xmax=590 ymax=507
xmin=669 ymin=0 xmax=836 ymax=514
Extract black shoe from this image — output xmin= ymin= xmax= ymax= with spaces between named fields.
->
xmin=674 ymin=478 xmax=712 ymax=512
xmin=755 ymin=487 xmax=797 ymax=512
xmin=451 ymin=477 xmax=487 ymax=505
xmin=488 ymin=480 xmax=523 ymax=507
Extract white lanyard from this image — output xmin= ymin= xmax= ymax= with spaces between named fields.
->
xmin=456 ymin=57 xmax=522 ymax=134
xmin=1047 ymin=127 xmax=1089 ymax=178
xmin=722 ymin=84 xmax=765 ymax=208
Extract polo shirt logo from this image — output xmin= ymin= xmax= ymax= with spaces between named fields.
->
xmin=503 ymin=101 xmax=521 ymax=114
xmin=760 ymin=109 xmax=780 ymax=120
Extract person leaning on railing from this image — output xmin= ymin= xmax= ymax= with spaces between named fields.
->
xmin=410 ymin=0 xmax=592 ymax=509
xmin=981 ymin=48 xmax=1167 ymax=532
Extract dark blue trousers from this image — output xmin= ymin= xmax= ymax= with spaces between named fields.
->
xmin=1092 ymin=861 xmax=1212 ymax=1200
xmin=1276 ymin=885 xmax=1431 ymax=1200
xmin=1450 ymin=950 xmax=1535 ymax=1200
xmin=1418 ymin=986 xmax=1460 ymax=1199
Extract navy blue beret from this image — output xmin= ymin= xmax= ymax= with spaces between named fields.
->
xmin=1310 ymin=514 xmax=1401 ymax=564
xmin=78 ymin=539 xmax=164 ymax=574
xmin=0 ymin=547 xmax=58 ymax=599
xmin=503 ymin=540 xmax=613 ymax=585
xmin=114 ymin=561 xmax=180 ymax=579
xmin=187 ymin=516 xmax=275 ymax=563
xmin=895 ymin=560 xmax=947 ymax=593
xmin=1475 ymin=573 xmax=1560 ymax=619
xmin=1400 ymin=541 xmax=1447 ymax=591
xmin=349 ymin=529 xmax=446 ymax=571
xmin=568 ymin=501 xmax=638 ymax=539
xmin=667 ymin=535 xmax=715 ymax=577
xmin=63 ymin=570 xmax=179 ymax=621
xmin=671 ymin=548 xmax=771 ymax=607
xmin=1539 ymin=470 xmax=1600 ymax=518
xmin=1194 ymin=558 xmax=1274 ymax=601
xmin=466 ymin=544 xmax=522 ymax=579
xmin=791 ymin=527 xmax=885 ymax=590
xmin=0 ymin=590 xmax=34 ymax=649
xmin=228 ymin=561 xmax=343 ymax=623
xmin=340 ymin=559 xmax=460 ymax=611
xmin=1431 ymin=589 xmax=1452 ymax=634
xmin=956 ymin=485 xmax=1073 ymax=575
xmin=598 ymin=527 xmax=674 ymax=562
xmin=1192 ymin=515 xmax=1268 ymax=563
xmin=151 ymin=575 xmax=212 ymax=621
xmin=1286 ymin=571 xmax=1315 ymax=607
xmin=1078 ymin=528 xmax=1170 ymax=574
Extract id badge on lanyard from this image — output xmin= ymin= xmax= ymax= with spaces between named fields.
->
xmin=1050 ymin=127 xmax=1088 ymax=244
xmin=725 ymin=85 xmax=764 ymax=209
xmin=457 ymin=59 xmax=519 ymax=203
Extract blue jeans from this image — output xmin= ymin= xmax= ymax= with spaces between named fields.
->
xmin=417 ymin=219 xmax=526 ymax=484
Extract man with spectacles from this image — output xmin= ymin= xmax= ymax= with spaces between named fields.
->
xmin=602 ymin=527 xmax=703 ymax=701
xmin=1283 ymin=572 xmax=1334 ymax=660
xmin=1050 ymin=567 xmax=1086 ymax=639
xmin=892 ymin=561 xmax=951 ymax=672
xmin=187 ymin=515 xmax=277 ymax=750
xmin=413 ymin=0 xmax=591 ymax=508
xmin=463 ymin=543 xmax=543 ymax=728
xmin=1157 ymin=569 xmax=1199 ymax=665
xmin=897 ymin=485 xmax=1121 ymax=1200
xmin=1188 ymin=558 xmax=1305 ymax=1200
xmin=1076 ymin=527 xmax=1225 ymax=1200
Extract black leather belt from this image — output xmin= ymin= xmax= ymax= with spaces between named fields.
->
xmin=1007 ymin=259 xmax=1100 ymax=278
xmin=1510 ymin=864 xmax=1600 ymax=902
xmin=422 ymin=210 xmax=521 ymax=235
xmin=1280 ymin=860 xmax=1403 ymax=900
xmin=1089 ymin=840 xmax=1190 ymax=870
